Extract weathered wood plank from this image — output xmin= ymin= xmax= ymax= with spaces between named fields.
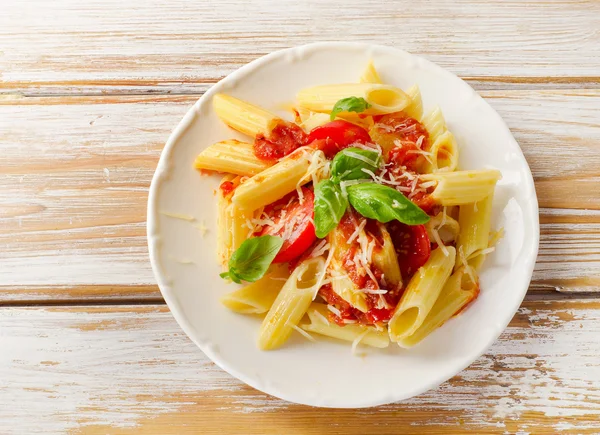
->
xmin=0 ymin=91 xmax=598 ymax=301
xmin=1 ymin=301 xmax=599 ymax=434
xmin=1 ymin=0 xmax=599 ymax=95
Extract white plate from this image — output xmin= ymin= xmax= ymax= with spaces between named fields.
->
xmin=147 ymin=42 xmax=539 ymax=408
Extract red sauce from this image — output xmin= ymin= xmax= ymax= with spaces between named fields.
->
xmin=219 ymin=180 xmax=236 ymax=197
xmin=254 ymin=121 xmax=308 ymax=161
xmin=376 ymin=112 xmax=430 ymax=147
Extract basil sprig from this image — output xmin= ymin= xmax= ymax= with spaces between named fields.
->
xmin=220 ymin=235 xmax=283 ymax=284
xmin=330 ymin=96 xmax=371 ymax=121
xmin=331 ymin=147 xmax=380 ymax=182
xmin=314 ymin=180 xmax=348 ymax=238
xmin=347 ymin=183 xmax=430 ymax=225
xmin=313 ymin=145 xmax=429 ymax=237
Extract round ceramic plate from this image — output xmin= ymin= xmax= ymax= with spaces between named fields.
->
xmin=147 ymin=42 xmax=539 ymax=408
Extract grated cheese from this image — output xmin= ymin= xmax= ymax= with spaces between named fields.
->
xmin=458 ymin=245 xmax=477 ymax=285
xmin=288 ymin=323 xmax=316 ymax=342
xmin=327 ymin=304 xmax=342 ymax=317
xmin=351 ymin=329 xmax=370 ymax=356
xmin=313 ymin=247 xmax=335 ymax=300
xmin=310 ymin=239 xmax=330 ymax=258
xmin=361 ymin=289 xmax=388 ymax=295
xmin=416 ymin=135 xmax=425 ymax=149
xmin=160 ymin=211 xmax=195 ymax=222
xmin=406 ymin=149 xmax=434 ymax=165
xmin=347 ymin=219 xmax=367 ymax=244
xmin=431 ymin=227 xmax=450 ymax=257
xmin=313 ymin=309 xmax=330 ymax=326
xmin=344 ymin=150 xmax=380 ymax=168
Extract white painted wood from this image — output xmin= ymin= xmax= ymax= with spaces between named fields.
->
xmin=1 ymin=302 xmax=599 ymax=434
xmin=1 ymin=0 xmax=599 ymax=95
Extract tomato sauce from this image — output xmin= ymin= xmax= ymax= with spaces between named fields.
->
xmin=219 ymin=180 xmax=236 ymax=196
xmin=254 ymin=121 xmax=309 ymax=161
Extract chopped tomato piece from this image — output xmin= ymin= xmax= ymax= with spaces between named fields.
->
xmin=219 ymin=180 xmax=235 ymax=196
xmin=254 ymin=121 xmax=309 ymax=161
xmin=307 ymin=120 xmax=372 ymax=157
xmin=260 ymin=187 xmax=316 ymax=263
xmin=388 ymin=222 xmax=431 ymax=280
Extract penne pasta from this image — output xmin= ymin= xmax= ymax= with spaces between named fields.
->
xmin=388 ymin=246 xmax=456 ymax=342
xmin=421 ymin=106 xmax=447 ymax=143
xmin=330 ymin=260 xmax=369 ymax=312
xmin=220 ymin=266 xmax=290 ymax=314
xmin=404 ymin=84 xmax=423 ymax=121
xmin=425 ymin=130 xmax=459 ymax=173
xmin=359 ymin=60 xmax=382 ymax=84
xmin=213 ymin=93 xmax=280 ymax=138
xmin=302 ymin=303 xmax=389 ymax=348
xmin=456 ymin=193 xmax=495 ymax=271
xmin=216 ymin=175 xmax=235 ymax=266
xmin=297 ymin=83 xmax=411 ymax=115
xmin=300 ymin=112 xmax=331 ymax=132
xmin=258 ymin=257 xmax=326 ymax=350
xmin=396 ymin=267 xmax=479 ymax=348
xmin=232 ymin=147 xmax=316 ymax=211
xmin=421 ymin=169 xmax=502 ymax=206
xmin=371 ymin=223 xmax=402 ymax=289
xmin=194 ymin=139 xmax=271 ymax=176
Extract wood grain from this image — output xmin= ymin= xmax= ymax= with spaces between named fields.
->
xmin=1 ymin=91 xmax=598 ymax=301
xmin=1 ymin=301 xmax=599 ymax=434
xmin=1 ymin=0 xmax=599 ymax=95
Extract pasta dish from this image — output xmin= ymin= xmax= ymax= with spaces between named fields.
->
xmin=194 ymin=61 xmax=501 ymax=352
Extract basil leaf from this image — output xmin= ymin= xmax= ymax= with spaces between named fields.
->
xmin=330 ymin=96 xmax=371 ymax=121
xmin=331 ymin=147 xmax=381 ymax=182
xmin=347 ymin=183 xmax=430 ymax=225
xmin=314 ymin=179 xmax=348 ymax=238
xmin=221 ymin=235 xmax=284 ymax=283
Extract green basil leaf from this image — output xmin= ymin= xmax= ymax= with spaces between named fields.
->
xmin=221 ymin=235 xmax=284 ymax=283
xmin=331 ymin=147 xmax=381 ymax=182
xmin=314 ymin=179 xmax=348 ymax=238
xmin=330 ymin=96 xmax=371 ymax=121
xmin=347 ymin=183 xmax=430 ymax=225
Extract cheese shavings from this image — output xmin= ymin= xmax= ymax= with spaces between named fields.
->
xmin=310 ymin=239 xmax=330 ymax=258
xmin=288 ymin=323 xmax=316 ymax=342
xmin=327 ymin=304 xmax=342 ymax=317
xmin=160 ymin=211 xmax=196 ymax=222
xmin=313 ymin=247 xmax=335 ymax=300
xmin=347 ymin=219 xmax=367 ymax=244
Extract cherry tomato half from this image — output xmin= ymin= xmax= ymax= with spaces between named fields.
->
xmin=387 ymin=222 xmax=431 ymax=280
xmin=307 ymin=120 xmax=372 ymax=157
xmin=260 ymin=187 xmax=316 ymax=263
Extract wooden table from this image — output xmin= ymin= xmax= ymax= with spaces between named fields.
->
xmin=1 ymin=1 xmax=599 ymax=433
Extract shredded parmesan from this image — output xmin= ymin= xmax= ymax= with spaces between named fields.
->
xmin=347 ymin=219 xmax=367 ymax=244
xmin=416 ymin=135 xmax=425 ymax=149
xmin=458 ymin=245 xmax=477 ymax=284
xmin=313 ymin=247 xmax=335 ymax=300
xmin=344 ymin=150 xmax=380 ymax=168
xmin=431 ymin=227 xmax=450 ymax=257
xmin=479 ymin=247 xmax=496 ymax=256
xmin=406 ymin=149 xmax=434 ymax=165
xmin=287 ymin=323 xmax=316 ymax=342
xmin=310 ymin=239 xmax=329 ymax=258
xmin=327 ymin=304 xmax=342 ymax=317
xmin=313 ymin=310 xmax=330 ymax=326
xmin=351 ymin=329 xmax=369 ymax=355
xmin=160 ymin=211 xmax=195 ymax=222
xmin=361 ymin=289 xmax=388 ymax=295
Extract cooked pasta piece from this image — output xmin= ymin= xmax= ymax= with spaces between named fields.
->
xmin=216 ymin=175 xmax=235 ymax=266
xmin=421 ymin=169 xmax=502 ymax=206
xmin=359 ymin=60 xmax=382 ymax=84
xmin=220 ymin=266 xmax=290 ymax=314
xmin=194 ymin=139 xmax=271 ymax=176
xmin=404 ymin=84 xmax=423 ymax=121
xmin=457 ymin=193 xmax=495 ymax=271
xmin=302 ymin=303 xmax=389 ymax=348
xmin=396 ymin=267 xmax=479 ymax=348
xmin=371 ymin=223 xmax=402 ymax=288
xmin=388 ymin=246 xmax=456 ymax=342
xmin=232 ymin=147 xmax=316 ymax=211
xmin=257 ymin=257 xmax=326 ymax=350
xmin=300 ymin=112 xmax=331 ymax=132
xmin=422 ymin=106 xmax=447 ymax=143
xmin=297 ymin=83 xmax=411 ymax=115
xmin=426 ymin=130 xmax=459 ymax=173
xmin=213 ymin=93 xmax=280 ymax=138
xmin=330 ymin=260 xmax=369 ymax=312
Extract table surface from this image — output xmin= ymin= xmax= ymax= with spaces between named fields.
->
xmin=1 ymin=1 xmax=600 ymax=434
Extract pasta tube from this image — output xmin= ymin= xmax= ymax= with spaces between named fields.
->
xmin=232 ymin=148 xmax=316 ymax=211
xmin=457 ymin=193 xmax=495 ymax=271
xmin=421 ymin=169 xmax=502 ymax=206
xmin=194 ymin=140 xmax=271 ymax=176
xmin=302 ymin=303 xmax=390 ymax=348
xmin=258 ymin=257 xmax=326 ymax=350
xmin=359 ymin=60 xmax=382 ymax=84
xmin=213 ymin=93 xmax=280 ymax=138
xmin=404 ymin=84 xmax=423 ymax=121
xmin=220 ymin=266 xmax=290 ymax=314
xmin=297 ymin=83 xmax=411 ymax=115
xmin=422 ymin=106 xmax=447 ymax=143
xmin=388 ymin=246 xmax=456 ymax=342
xmin=396 ymin=267 xmax=479 ymax=348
